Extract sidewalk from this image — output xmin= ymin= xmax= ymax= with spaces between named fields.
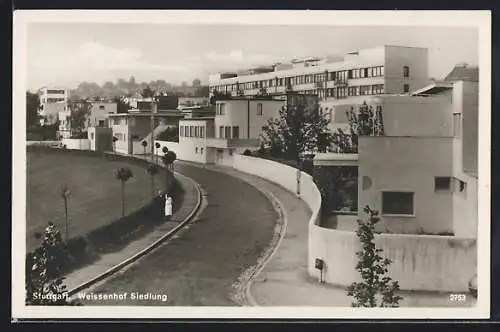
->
xmin=64 ymin=172 xmax=199 ymax=292
xmin=195 ymin=163 xmax=476 ymax=308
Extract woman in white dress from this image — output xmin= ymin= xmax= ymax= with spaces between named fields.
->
xmin=164 ymin=194 xmax=173 ymax=220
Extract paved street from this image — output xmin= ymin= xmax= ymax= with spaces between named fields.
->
xmin=81 ymin=162 xmax=279 ymax=306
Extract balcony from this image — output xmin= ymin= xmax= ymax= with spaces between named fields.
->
xmin=206 ymin=138 xmax=260 ymax=148
xmin=313 ymin=152 xmax=359 ymax=167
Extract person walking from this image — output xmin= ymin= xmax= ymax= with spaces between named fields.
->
xmin=155 ymin=190 xmax=164 ymax=220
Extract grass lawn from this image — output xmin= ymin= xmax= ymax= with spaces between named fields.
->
xmin=26 ymin=149 xmax=168 ymax=252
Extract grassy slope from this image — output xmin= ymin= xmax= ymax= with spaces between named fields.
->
xmin=26 ymin=150 xmax=168 ymax=251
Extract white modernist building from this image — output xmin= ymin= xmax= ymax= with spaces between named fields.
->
xmin=38 ymin=87 xmax=69 ymax=125
xmin=209 ymin=45 xmax=431 ymax=112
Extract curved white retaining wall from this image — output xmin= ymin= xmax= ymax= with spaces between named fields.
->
xmin=232 ymin=154 xmax=477 ymax=293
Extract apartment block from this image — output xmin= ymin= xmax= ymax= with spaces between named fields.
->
xmin=38 ymin=87 xmax=69 ymax=125
xmin=209 ymin=45 xmax=431 ymax=115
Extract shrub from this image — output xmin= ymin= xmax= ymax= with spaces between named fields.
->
xmin=347 ymin=206 xmax=403 ymax=307
xmin=243 ymin=149 xmax=252 ymax=156
xmin=65 ymin=236 xmax=87 ymax=260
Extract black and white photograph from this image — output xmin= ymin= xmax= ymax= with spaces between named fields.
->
xmin=12 ymin=10 xmax=491 ymax=319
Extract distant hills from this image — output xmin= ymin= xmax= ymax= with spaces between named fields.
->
xmin=68 ymin=77 xmax=209 ymax=99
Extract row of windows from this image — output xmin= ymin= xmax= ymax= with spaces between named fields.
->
xmin=46 ymin=89 xmax=65 ymax=94
xmin=46 ymin=98 xmax=65 ymax=103
xmin=180 ymin=125 xmax=205 ymax=138
xmin=219 ymin=126 xmax=239 ymax=139
xmin=195 ymin=147 xmax=204 ymax=154
xmin=215 ymin=66 xmax=385 ymax=92
xmin=323 ymin=84 xmax=385 ymax=99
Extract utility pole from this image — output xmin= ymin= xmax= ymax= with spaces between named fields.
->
xmin=150 ymin=95 xmax=155 ymax=162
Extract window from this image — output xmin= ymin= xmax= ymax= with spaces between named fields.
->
xmin=90 ymin=133 xmax=95 ymax=140
xmin=200 ymin=126 xmax=205 ymax=138
xmin=372 ymin=84 xmax=384 ymax=94
xmin=360 ymin=86 xmax=370 ymax=95
xmin=453 ymin=113 xmax=462 ymax=137
xmin=403 ymin=84 xmax=410 ymax=93
xmin=382 ymin=192 xmax=414 ymax=215
xmin=217 ymin=103 xmax=226 ymax=115
xmin=189 ymin=126 xmax=193 ymax=137
xmin=403 ymin=66 xmax=410 ymax=78
xmin=200 ymin=147 xmax=204 ymax=154
xmin=195 ymin=147 xmax=198 ymax=154
xmin=229 ymin=149 xmax=233 ymax=156
xmin=99 ymin=105 xmax=105 ymax=110
xmin=195 ymin=126 xmax=199 ymax=137
xmin=257 ymin=103 xmax=263 ymax=116
xmin=180 ymin=126 xmax=184 ymax=137
xmin=225 ymin=126 xmax=231 ymax=139
xmin=98 ymin=120 xmax=105 ymax=127
xmin=348 ymin=70 xmax=353 ymax=79
xmin=435 ymin=177 xmax=452 ymax=191
xmin=232 ymin=126 xmax=239 ymax=139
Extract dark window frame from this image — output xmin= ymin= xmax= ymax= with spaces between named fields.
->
xmin=382 ymin=191 xmax=415 ymax=216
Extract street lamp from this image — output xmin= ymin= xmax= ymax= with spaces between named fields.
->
xmin=60 ymin=184 xmax=70 ymax=241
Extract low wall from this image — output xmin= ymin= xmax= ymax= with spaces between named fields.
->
xmin=308 ymin=227 xmax=476 ymax=292
xmin=231 ymin=154 xmax=477 ymax=293
xmin=26 ymin=141 xmax=60 ymax=147
xmin=61 ymin=138 xmax=91 ymax=150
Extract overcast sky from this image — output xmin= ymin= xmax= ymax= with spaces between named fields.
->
xmin=26 ymin=23 xmax=478 ymax=91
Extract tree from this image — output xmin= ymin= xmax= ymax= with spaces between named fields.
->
xmin=162 ymin=150 xmax=177 ymax=170
xmin=115 ymin=167 xmax=133 ymax=217
xmin=69 ymin=100 xmax=92 ymax=136
xmin=157 ymin=127 xmax=179 ymax=142
xmin=146 ymin=163 xmax=159 ymax=200
xmin=26 ymin=222 xmax=78 ymax=305
xmin=141 ymin=140 xmax=148 ymax=155
xmin=141 ymin=85 xmax=155 ymax=98
xmin=261 ymin=102 xmax=333 ymax=163
xmin=113 ymin=96 xmax=130 ymax=114
xmin=192 ymin=78 xmax=201 ymax=87
xmin=346 ymin=206 xmax=403 ymax=307
xmin=209 ymin=89 xmax=232 ymax=105
xmin=26 ymin=91 xmax=40 ymax=128
xmin=60 ymin=184 xmax=71 ymax=241
xmin=332 ymin=102 xmax=385 ymax=153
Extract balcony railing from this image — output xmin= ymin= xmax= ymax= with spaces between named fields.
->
xmin=206 ymin=138 xmax=260 ymax=148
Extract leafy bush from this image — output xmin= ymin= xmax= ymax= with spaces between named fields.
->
xmin=243 ymin=149 xmax=252 ymax=156
xmin=65 ymin=236 xmax=87 ymax=260
xmin=156 ymin=127 xmax=179 ymax=142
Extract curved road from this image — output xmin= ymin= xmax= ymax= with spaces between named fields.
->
xmin=83 ymin=163 xmax=278 ymax=306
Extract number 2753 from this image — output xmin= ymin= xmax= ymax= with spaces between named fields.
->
xmin=449 ymin=294 xmax=467 ymax=302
